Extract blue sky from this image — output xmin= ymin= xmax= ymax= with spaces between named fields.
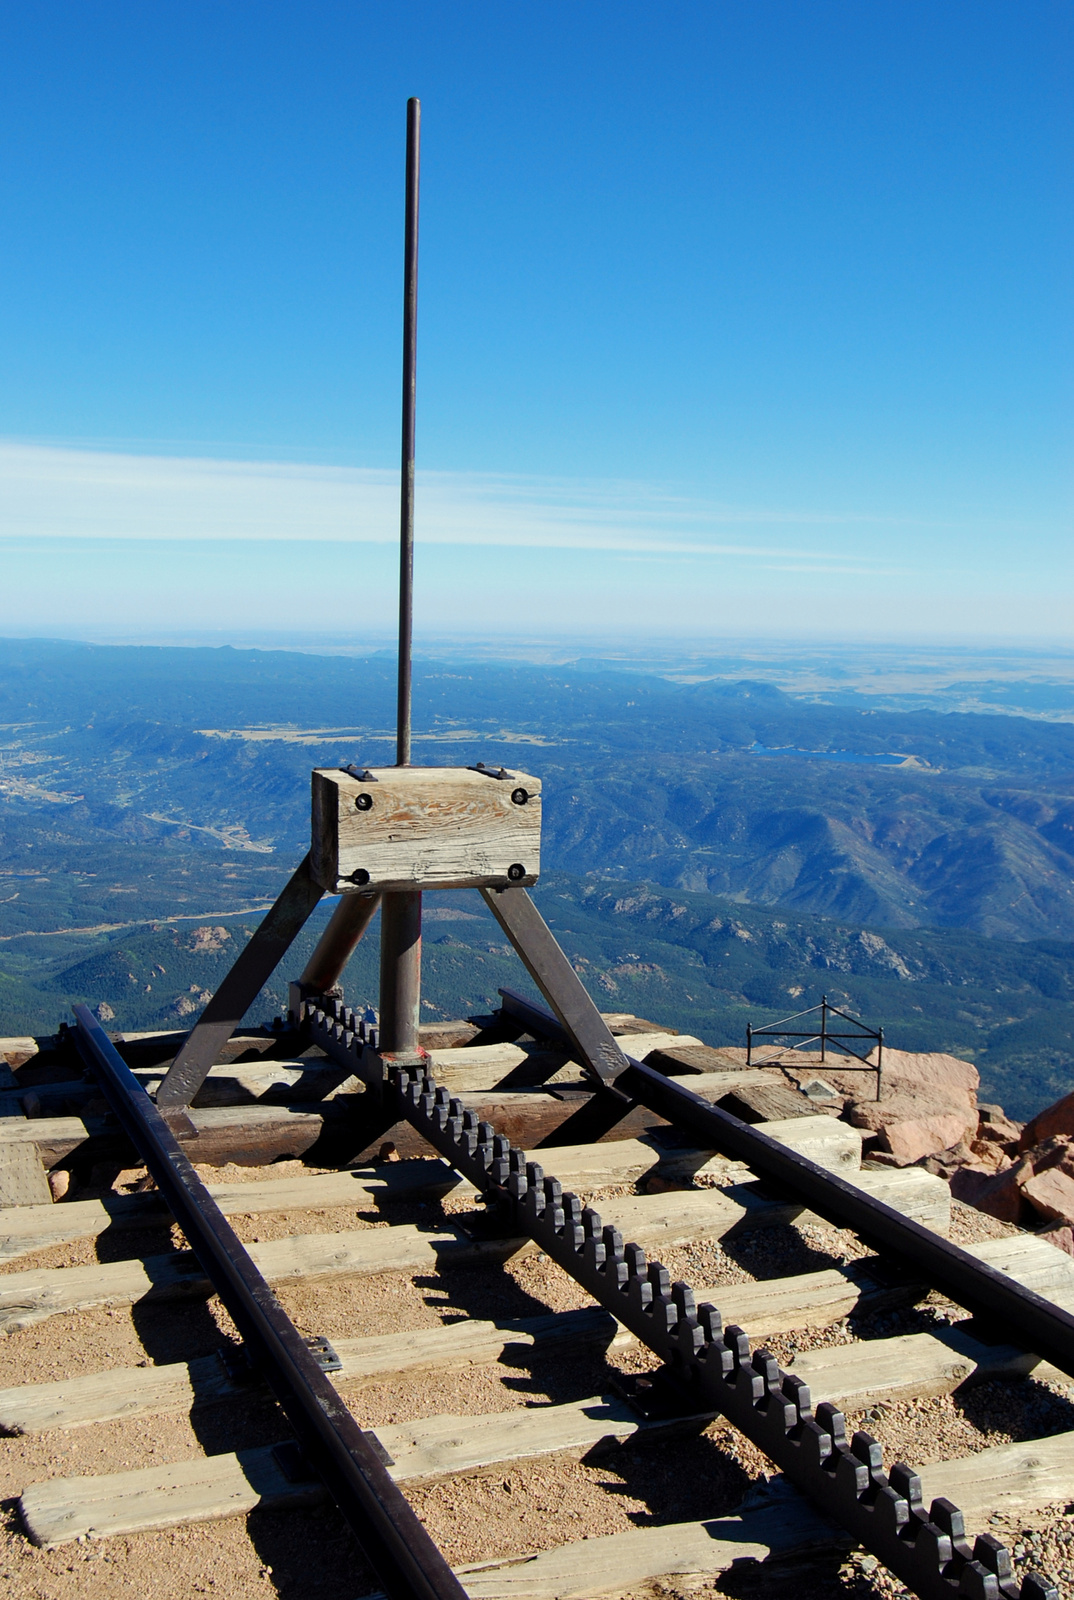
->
xmin=0 ymin=2 xmax=1070 ymax=641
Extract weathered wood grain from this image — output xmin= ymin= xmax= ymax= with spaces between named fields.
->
xmin=926 ymin=1430 xmax=1074 ymax=1520
xmin=0 ymin=1143 xmax=51 ymax=1207
xmin=445 ymin=1436 xmax=1074 ymax=1600
xmin=311 ymin=766 xmax=542 ymax=894
xmin=0 ymin=1223 xmax=504 ymax=1335
xmin=790 ymin=1323 xmax=1058 ymax=1409
xmin=448 ymin=1431 xmax=1074 ymax=1600
xmin=0 ymin=1163 xmax=931 ymax=1334
xmin=0 ymin=1264 xmax=902 ymax=1434
xmin=658 ymin=1114 xmax=862 ymax=1182
xmin=18 ymin=1393 xmax=708 ymax=1546
xmin=715 ymin=1080 xmax=818 ymax=1123
xmin=454 ymin=1490 xmax=842 ymax=1600
xmin=27 ymin=1401 xmax=1074 ymax=1554
xmin=0 ymin=1137 xmax=689 ymax=1265
xmin=0 ymin=1034 xmax=702 ymax=1114
xmin=425 ymin=1034 xmax=703 ymax=1093
xmin=967 ymin=1233 xmax=1074 ymax=1301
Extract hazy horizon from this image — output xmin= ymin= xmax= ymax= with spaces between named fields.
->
xmin=1 ymin=5 xmax=1069 ymax=644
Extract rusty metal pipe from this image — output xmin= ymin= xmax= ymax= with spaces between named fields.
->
xmin=378 ymin=889 xmax=422 ymax=1053
xmin=299 ymin=893 xmax=381 ymax=993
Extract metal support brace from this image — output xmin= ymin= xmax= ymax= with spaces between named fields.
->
xmin=480 ymin=886 xmax=630 ymax=1089
xmin=299 ymin=990 xmax=1057 ymax=1600
xmin=157 ymin=854 xmax=325 ymax=1109
xmin=300 ymin=891 xmax=381 ymax=994
xmin=73 ymin=1004 xmax=465 ymax=1600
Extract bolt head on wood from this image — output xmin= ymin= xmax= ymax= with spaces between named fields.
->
xmin=310 ymin=765 xmax=542 ymax=894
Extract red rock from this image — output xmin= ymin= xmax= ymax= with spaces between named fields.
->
xmin=1021 ymin=1166 xmax=1074 ymax=1228
xmin=919 ymin=1141 xmax=976 ymax=1178
xmin=976 ymin=1109 xmax=1022 ymax=1144
xmin=882 ymin=1112 xmax=979 ymax=1166
xmin=874 ymin=1048 xmax=978 ymax=1103
xmin=1019 ymin=1090 xmax=1074 ymax=1152
xmin=847 ymin=1094 xmax=978 ymax=1165
xmin=974 ymin=1119 xmax=1021 ymax=1154
xmin=793 ymin=1047 xmax=978 ymax=1111
xmin=47 ymin=1169 xmax=70 ymax=1201
xmin=1024 ymin=1135 xmax=1074 ymax=1177
xmin=967 ymin=1137 xmax=1013 ymax=1172
xmin=1037 ymin=1225 xmax=1074 ymax=1259
xmin=949 ymin=1159 xmax=1034 ymax=1225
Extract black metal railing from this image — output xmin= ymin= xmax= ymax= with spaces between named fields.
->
xmin=747 ymin=994 xmax=883 ymax=1100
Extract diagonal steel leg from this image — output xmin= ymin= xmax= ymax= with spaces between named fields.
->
xmin=299 ymin=892 xmax=381 ymax=993
xmin=156 ymin=854 xmax=325 ymax=1109
xmin=479 ymin=886 xmax=630 ymax=1089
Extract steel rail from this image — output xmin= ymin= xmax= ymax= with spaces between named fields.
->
xmin=500 ymin=987 xmax=1074 ymax=1384
xmin=72 ymin=1004 xmax=467 ymax=1600
xmin=301 ymin=990 xmax=1055 ymax=1600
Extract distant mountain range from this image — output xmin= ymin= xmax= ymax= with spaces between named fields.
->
xmin=2 ymin=870 xmax=1070 ymax=1123
xmin=2 ymin=637 xmax=1072 ymax=940
xmin=1 ymin=636 xmax=1074 ymax=1117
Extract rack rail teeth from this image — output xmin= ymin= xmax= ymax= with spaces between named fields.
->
xmin=348 ymin=1029 xmax=1054 ymax=1600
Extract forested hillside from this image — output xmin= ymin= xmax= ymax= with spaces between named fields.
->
xmin=2 ymin=638 xmax=1073 ymax=1118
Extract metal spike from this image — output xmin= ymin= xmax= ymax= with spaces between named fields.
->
xmin=1019 ymin=1576 xmax=1060 ymax=1600
xmin=582 ymin=1207 xmax=603 ymax=1239
xmin=957 ymin=1560 xmax=1000 ymax=1599
xmin=671 ymin=1281 xmax=696 ymax=1319
xmin=781 ymin=1373 xmax=811 ymax=1419
xmin=647 ymin=1261 xmax=671 ymax=1296
xmin=752 ymin=1350 xmax=781 ymax=1392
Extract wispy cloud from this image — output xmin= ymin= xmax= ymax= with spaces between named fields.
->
xmin=0 ymin=439 xmax=910 ymax=566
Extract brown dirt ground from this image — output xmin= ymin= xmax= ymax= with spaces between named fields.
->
xmin=0 ymin=1161 xmax=1070 ymax=1600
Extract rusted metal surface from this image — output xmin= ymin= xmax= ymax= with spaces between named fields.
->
xmin=72 ymin=1004 xmax=467 ymax=1600
xmin=156 ymin=855 xmax=324 ymax=1110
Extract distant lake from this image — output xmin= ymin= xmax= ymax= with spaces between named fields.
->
xmin=749 ymin=742 xmax=912 ymax=767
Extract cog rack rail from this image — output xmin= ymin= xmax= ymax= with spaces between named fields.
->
xmin=300 ymin=981 xmax=1059 ymax=1600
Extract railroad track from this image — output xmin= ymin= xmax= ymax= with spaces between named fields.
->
xmin=1 ymin=1000 xmax=1072 ymax=1600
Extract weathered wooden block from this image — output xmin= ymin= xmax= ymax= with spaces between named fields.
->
xmin=311 ymin=765 xmax=542 ymax=893
xmin=0 ymin=1142 xmax=52 ymax=1207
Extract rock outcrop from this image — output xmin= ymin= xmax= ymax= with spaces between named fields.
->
xmin=786 ymin=1047 xmax=980 ymax=1167
xmin=943 ymin=1091 xmax=1074 ymax=1232
xmin=729 ymin=1044 xmax=1074 ymax=1239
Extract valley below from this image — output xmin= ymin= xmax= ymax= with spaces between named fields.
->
xmin=2 ymin=635 xmax=1073 ymax=1120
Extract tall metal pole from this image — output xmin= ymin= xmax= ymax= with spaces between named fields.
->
xmin=380 ymin=98 xmax=423 ymax=1056
xmin=397 ymin=95 xmax=420 ymax=769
